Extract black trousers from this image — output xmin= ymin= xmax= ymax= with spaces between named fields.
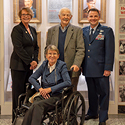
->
xmin=22 ymin=94 xmax=62 ymax=125
xmin=86 ymin=76 xmax=109 ymax=122
xmin=11 ymin=69 xmax=33 ymax=123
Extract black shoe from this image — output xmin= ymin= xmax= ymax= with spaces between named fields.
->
xmin=85 ymin=114 xmax=98 ymax=120
xmin=99 ymin=122 xmax=106 ymax=125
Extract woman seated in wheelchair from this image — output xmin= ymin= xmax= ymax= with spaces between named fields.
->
xmin=22 ymin=45 xmax=71 ymax=125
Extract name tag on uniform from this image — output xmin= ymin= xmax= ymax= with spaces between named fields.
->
xmin=96 ymin=34 xmax=104 ymax=40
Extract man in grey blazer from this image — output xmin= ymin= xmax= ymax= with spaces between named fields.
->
xmin=46 ymin=7 xmax=85 ymax=91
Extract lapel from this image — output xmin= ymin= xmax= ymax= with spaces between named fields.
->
xmin=89 ymin=23 xmax=101 ymax=44
xmin=44 ymin=61 xmax=51 ymax=76
xmin=45 ymin=60 xmax=59 ymax=78
xmin=29 ymin=26 xmax=36 ymax=43
xmin=52 ymin=25 xmax=60 ymax=47
xmin=84 ymin=26 xmax=90 ymax=42
xmin=27 ymin=25 xmax=34 ymax=42
xmin=20 ymin=22 xmax=33 ymax=43
xmin=64 ymin=24 xmax=73 ymax=50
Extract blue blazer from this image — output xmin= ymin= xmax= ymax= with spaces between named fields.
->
xmin=82 ymin=23 xmax=115 ymax=77
xmin=29 ymin=60 xmax=71 ymax=95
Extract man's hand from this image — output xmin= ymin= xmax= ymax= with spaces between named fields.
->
xmin=70 ymin=65 xmax=79 ymax=72
xmin=103 ymin=70 xmax=111 ymax=77
xmin=30 ymin=61 xmax=37 ymax=70
xmin=39 ymin=88 xmax=51 ymax=99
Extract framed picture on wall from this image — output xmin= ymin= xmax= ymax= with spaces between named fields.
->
xmin=119 ymin=84 xmax=125 ymax=102
xmin=119 ymin=40 xmax=125 ymax=54
xmin=48 ymin=0 xmax=72 ymax=22
xmin=119 ymin=18 xmax=125 ymax=33
xmin=13 ymin=0 xmax=41 ymax=23
xmin=119 ymin=61 xmax=125 ymax=75
xmin=37 ymin=31 xmax=41 ymax=61
xmin=78 ymin=0 xmax=106 ymax=23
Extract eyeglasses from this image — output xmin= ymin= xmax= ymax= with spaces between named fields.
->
xmin=48 ymin=53 xmax=58 ymax=56
xmin=21 ymin=14 xmax=31 ymax=17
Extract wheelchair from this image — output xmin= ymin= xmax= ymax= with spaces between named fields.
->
xmin=13 ymin=70 xmax=85 ymax=125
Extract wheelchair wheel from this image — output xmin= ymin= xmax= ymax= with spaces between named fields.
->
xmin=63 ymin=91 xmax=85 ymax=125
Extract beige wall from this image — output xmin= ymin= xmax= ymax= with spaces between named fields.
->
xmin=0 ymin=0 xmax=4 ymax=106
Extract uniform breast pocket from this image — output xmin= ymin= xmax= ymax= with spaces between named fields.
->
xmin=97 ymin=40 xmax=105 ymax=47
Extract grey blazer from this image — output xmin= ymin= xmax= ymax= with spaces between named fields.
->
xmin=46 ymin=24 xmax=85 ymax=77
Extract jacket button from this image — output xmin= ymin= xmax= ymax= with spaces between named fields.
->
xmin=88 ymin=56 xmax=90 ymax=58
xmin=88 ymin=50 xmax=90 ymax=52
xmin=89 ymin=44 xmax=91 ymax=46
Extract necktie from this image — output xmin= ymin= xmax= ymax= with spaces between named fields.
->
xmin=89 ymin=28 xmax=94 ymax=41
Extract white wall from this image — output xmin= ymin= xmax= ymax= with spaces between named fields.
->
xmin=0 ymin=0 xmax=4 ymax=106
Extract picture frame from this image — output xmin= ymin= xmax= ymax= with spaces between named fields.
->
xmin=119 ymin=84 xmax=125 ymax=102
xmin=13 ymin=0 xmax=41 ymax=23
xmin=78 ymin=0 xmax=106 ymax=23
xmin=119 ymin=40 xmax=125 ymax=54
xmin=119 ymin=61 xmax=125 ymax=76
xmin=37 ymin=31 xmax=41 ymax=61
xmin=119 ymin=18 xmax=125 ymax=33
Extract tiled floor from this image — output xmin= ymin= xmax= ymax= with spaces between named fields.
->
xmin=0 ymin=114 xmax=125 ymax=125
xmin=84 ymin=114 xmax=125 ymax=125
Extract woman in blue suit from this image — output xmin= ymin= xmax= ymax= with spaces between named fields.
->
xmin=22 ymin=45 xmax=71 ymax=125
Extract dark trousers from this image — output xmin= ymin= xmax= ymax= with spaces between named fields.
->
xmin=11 ymin=69 xmax=33 ymax=123
xmin=22 ymin=94 xmax=62 ymax=125
xmin=85 ymin=76 xmax=109 ymax=122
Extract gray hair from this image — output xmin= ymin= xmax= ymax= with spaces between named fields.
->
xmin=59 ymin=7 xmax=72 ymax=16
xmin=45 ymin=45 xmax=59 ymax=55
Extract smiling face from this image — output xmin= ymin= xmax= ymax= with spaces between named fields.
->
xmin=58 ymin=9 xmax=72 ymax=28
xmin=24 ymin=0 xmax=33 ymax=8
xmin=21 ymin=9 xmax=32 ymax=24
xmin=88 ymin=10 xmax=100 ymax=28
xmin=87 ymin=0 xmax=96 ymax=9
xmin=46 ymin=50 xmax=59 ymax=66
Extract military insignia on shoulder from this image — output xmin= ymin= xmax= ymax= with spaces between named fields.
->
xmin=100 ymin=30 xmax=104 ymax=32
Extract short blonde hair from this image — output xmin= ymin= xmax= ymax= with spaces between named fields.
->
xmin=18 ymin=7 xmax=34 ymax=19
xmin=45 ymin=45 xmax=59 ymax=55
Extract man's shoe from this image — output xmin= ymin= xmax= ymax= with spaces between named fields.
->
xmin=85 ymin=114 xmax=98 ymax=120
xmin=99 ymin=122 xmax=106 ymax=125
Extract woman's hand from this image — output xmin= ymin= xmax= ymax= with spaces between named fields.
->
xmin=39 ymin=88 xmax=51 ymax=99
xmin=30 ymin=61 xmax=37 ymax=70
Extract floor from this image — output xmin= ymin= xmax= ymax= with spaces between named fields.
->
xmin=0 ymin=114 xmax=125 ymax=125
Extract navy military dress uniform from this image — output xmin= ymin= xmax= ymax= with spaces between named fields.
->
xmin=82 ymin=23 xmax=115 ymax=123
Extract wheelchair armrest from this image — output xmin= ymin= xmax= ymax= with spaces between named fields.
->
xmin=26 ymin=80 xmax=40 ymax=90
xmin=62 ymin=85 xmax=74 ymax=95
